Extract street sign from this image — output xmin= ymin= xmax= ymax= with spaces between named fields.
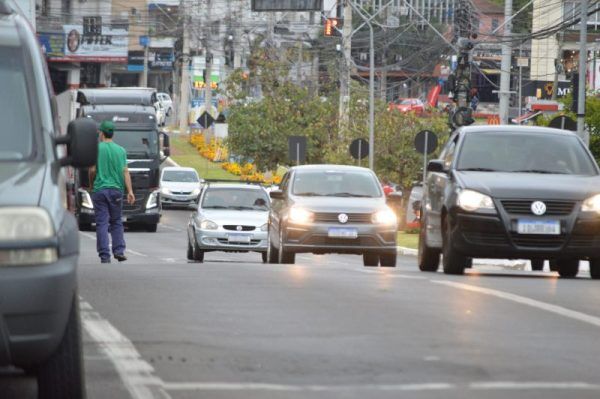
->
xmin=349 ymin=138 xmax=369 ymax=160
xmin=414 ymin=130 xmax=438 ymax=155
xmin=197 ymin=111 xmax=215 ymax=129
xmin=288 ymin=136 xmax=307 ymax=165
xmin=517 ymin=57 xmax=529 ymax=68
xmin=139 ymin=35 xmax=149 ymax=47
xmin=549 ymin=115 xmax=576 ymax=132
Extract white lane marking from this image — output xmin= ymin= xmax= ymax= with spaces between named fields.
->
xmin=127 ymin=249 xmax=148 ymax=257
xmin=432 ymin=280 xmax=600 ymax=328
xmin=162 ymin=382 xmax=454 ymax=392
xmin=81 ymin=300 xmax=171 ymax=399
xmin=80 ymin=232 xmax=96 ymax=240
xmin=470 ymin=382 xmax=600 ymax=390
xmin=160 ymin=224 xmax=183 ymax=232
xmin=161 ymin=258 xmax=177 ymax=263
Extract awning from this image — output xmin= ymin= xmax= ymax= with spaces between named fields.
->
xmin=479 ymin=68 xmax=501 ymax=75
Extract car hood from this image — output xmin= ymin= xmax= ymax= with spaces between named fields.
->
xmin=161 ymin=181 xmax=201 ymax=191
xmin=198 ymin=209 xmax=268 ymax=226
xmin=292 ymin=196 xmax=386 ymax=213
xmin=455 ymin=171 xmax=600 ymax=201
xmin=0 ymin=162 xmax=45 ymax=206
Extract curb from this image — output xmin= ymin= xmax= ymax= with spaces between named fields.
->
xmin=164 ymin=157 xmax=180 ymax=167
xmin=397 ymin=246 xmax=418 ymax=256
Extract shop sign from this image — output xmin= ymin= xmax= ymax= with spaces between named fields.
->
xmin=62 ymin=25 xmax=128 ymax=62
xmin=38 ymin=32 xmax=65 ymax=58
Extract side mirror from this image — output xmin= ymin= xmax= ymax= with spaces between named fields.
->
xmin=161 ymin=132 xmax=171 ymax=158
xmin=269 ymin=190 xmax=284 ymax=200
xmin=386 ymin=191 xmax=403 ymax=204
xmin=427 ymin=159 xmax=446 ymax=173
xmin=55 ymin=118 xmax=98 ymax=168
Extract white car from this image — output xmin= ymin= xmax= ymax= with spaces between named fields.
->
xmin=160 ymin=167 xmax=204 ymax=207
xmin=157 ymin=92 xmax=173 ymax=116
xmin=155 ymin=101 xmax=166 ymax=127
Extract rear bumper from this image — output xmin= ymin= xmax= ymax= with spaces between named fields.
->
xmin=0 ymin=255 xmax=77 ymax=368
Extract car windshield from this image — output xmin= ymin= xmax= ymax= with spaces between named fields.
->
xmin=202 ymin=187 xmax=269 ymax=211
xmin=0 ymin=47 xmax=33 ymax=161
xmin=456 ymin=132 xmax=598 ymax=175
xmin=398 ymin=99 xmax=412 ymax=105
xmin=112 ymin=130 xmax=159 ymax=159
xmin=162 ymin=170 xmax=199 ymax=183
xmin=292 ymin=170 xmax=382 ymax=197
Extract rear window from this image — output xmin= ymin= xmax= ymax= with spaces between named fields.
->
xmin=0 ymin=47 xmax=33 ymax=161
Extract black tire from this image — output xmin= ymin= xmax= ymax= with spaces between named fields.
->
xmin=278 ymin=226 xmax=295 ymax=264
xmin=363 ymin=253 xmax=379 ymax=267
xmin=146 ymin=223 xmax=158 ymax=233
xmin=418 ymin=223 xmax=440 ymax=272
xmin=589 ymin=259 xmax=600 ymax=279
xmin=261 ymin=252 xmax=268 ymax=263
xmin=193 ymin=240 xmax=204 ymax=262
xmin=557 ymin=259 xmax=579 ymax=278
xmin=442 ymin=217 xmax=467 ymax=275
xmin=380 ymin=252 xmax=397 ymax=267
xmin=78 ymin=222 xmax=92 ymax=232
xmin=187 ymin=240 xmax=194 ymax=260
xmin=465 ymin=258 xmax=473 ymax=268
xmin=37 ymin=297 xmax=85 ymax=399
xmin=531 ymin=259 xmax=544 ymax=271
xmin=267 ymin=229 xmax=279 ymax=264
xmin=549 ymin=259 xmax=559 ymax=272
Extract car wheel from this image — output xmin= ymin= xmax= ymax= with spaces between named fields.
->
xmin=36 ymin=296 xmax=84 ymax=399
xmin=261 ymin=252 xmax=268 ymax=263
xmin=557 ymin=259 xmax=579 ymax=278
xmin=146 ymin=223 xmax=158 ymax=233
xmin=589 ymin=259 xmax=600 ymax=279
xmin=442 ymin=217 xmax=467 ymax=275
xmin=549 ymin=259 xmax=559 ymax=272
xmin=78 ymin=221 xmax=92 ymax=231
xmin=418 ymin=222 xmax=440 ymax=272
xmin=531 ymin=259 xmax=544 ymax=271
xmin=363 ymin=253 xmax=379 ymax=267
xmin=380 ymin=252 xmax=397 ymax=267
xmin=187 ymin=240 xmax=194 ymax=260
xmin=193 ymin=239 xmax=204 ymax=263
xmin=267 ymin=227 xmax=279 ymax=263
xmin=278 ymin=226 xmax=295 ymax=264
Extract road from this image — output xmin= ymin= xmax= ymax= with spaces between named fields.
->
xmin=2 ymin=209 xmax=600 ymax=398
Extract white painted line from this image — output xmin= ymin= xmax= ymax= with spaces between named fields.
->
xmin=80 ymin=232 xmax=96 ymax=240
xmin=81 ymin=300 xmax=171 ymax=399
xmin=162 ymin=382 xmax=454 ymax=392
xmin=127 ymin=249 xmax=148 ymax=258
xmin=470 ymin=382 xmax=600 ymax=390
xmin=161 ymin=258 xmax=177 ymax=263
xmin=160 ymin=224 xmax=184 ymax=232
xmin=432 ymin=280 xmax=600 ymax=328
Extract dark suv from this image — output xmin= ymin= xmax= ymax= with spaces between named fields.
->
xmin=268 ymin=165 xmax=401 ymax=267
xmin=0 ymin=1 xmax=97 ymax=397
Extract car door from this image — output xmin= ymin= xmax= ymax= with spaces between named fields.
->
xmin=269 ymin=172 xmax=291 ymax=246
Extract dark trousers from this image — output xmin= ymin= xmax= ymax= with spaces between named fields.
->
xmin=92 ymin=188 xmax=126 ymax=261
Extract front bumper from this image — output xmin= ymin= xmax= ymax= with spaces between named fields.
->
xmin=194 ymin=228 xmax=268 ymax=252
xmin=282 ymin=223 xmax=397 ymax=255
xmin=78 ymin=207 xmax=160 ymax=225
xmin=449 ymin=208 xmax=600 ymax=259
xmin=161 ymin=193 xmax=198 ymax=207
xmin=0 ymin=254 xmax=77 ymax=368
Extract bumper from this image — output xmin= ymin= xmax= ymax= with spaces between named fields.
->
xmin=161 ymin=193 xmax=198 ymax=207
xmin=450 ymin=211 xmax=600 ymax=259
xmin=194 ymin=229 xmax=268 ymax=252
xmin=282 ymin=223 xmax=397 ymax=255
xmin=0 ymin=254 xmax=77 ymax=368
xmin=77 ymin=208 xmax=160 ymax=225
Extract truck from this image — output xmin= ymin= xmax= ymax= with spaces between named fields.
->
xmin=57 ymin=87 xmax=170 ymax=232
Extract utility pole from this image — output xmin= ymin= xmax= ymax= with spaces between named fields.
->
xmin=142 ymin=41 xmax=149 ymax=87
xmin=297 ymin=40 xmax=303 ymax=85
xmin=498 ymin=0 xmax=513 ymax=124
xmin=338 ymin=0 xmax=352 ymax=135
xmin=178 ymin=11 xmax=190 ymax=134
xmin=551 ymin=32 xmax=564 ymax=101
xmin=577 ymin=0 xmax=589 ymax=145
xmin=204 ymin=0 xmax=213 ymax=118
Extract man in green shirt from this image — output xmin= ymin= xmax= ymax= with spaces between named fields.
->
xmin=89 ymin=121 xmax=135 ymax=263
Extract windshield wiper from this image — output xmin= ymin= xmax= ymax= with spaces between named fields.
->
xmin=458 ymin=167 xmax=498 ymax=172
xmin=326 ymin=192 xmax=373 ymax=198
xmin=127 ymin=151 xmax=150 ymax=158
xmin=512 ymin=169 xmax=568 ymax=174
xmin=203 ymin=205 xmax=228 ymax=209
xmin=228 ymin=206 xmax=256 ymax=210
xmin=295 ymin=192 xmax=321 ymax=196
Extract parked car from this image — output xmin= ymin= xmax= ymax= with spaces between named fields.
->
xmin=267 ymin=165 xmax=402 ymax=267
xmin=388 ymin=98 xmax=425 ymax=114
xmin=418 ymin=125 xmax=600 ymax=279
xmin=160 ymin=166 xmax=204 ymax=208
xmin=187 ymin=182 xmax=270 ymax=262
xmin=158 ymin=92 xmax=173 ymax=116
xmin=155 ymin=100 xmax=166 ymax=126
xmin=0 ymin=1 xmax=97 ymax=395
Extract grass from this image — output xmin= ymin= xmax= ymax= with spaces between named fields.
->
xmin=397 ymin=231 xmax=419 ymax=249
xmin=170 ymin=135 xmax=239 ymax=180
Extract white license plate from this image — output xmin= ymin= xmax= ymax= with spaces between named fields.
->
xmin=517 ymin=220 xmax=560 ymax=235
xmin=228 ymin=234 xmax=251 ymax=243
xmin=328 ymin=228 xmax=358 ymax=239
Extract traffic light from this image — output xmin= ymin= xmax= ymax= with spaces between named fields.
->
xmin=324 ymin=18 xmax=342 ymax=37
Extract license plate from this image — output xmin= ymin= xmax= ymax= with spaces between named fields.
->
xmin=122 ymin=216 xmax=127 ymax=222
xmin=517 ymin=219 xmax=560 ymax=235
xmin=228 ymin=234 xmax=251 ymax=243
xmin=328 ymin=228 xmax=358 ymax=239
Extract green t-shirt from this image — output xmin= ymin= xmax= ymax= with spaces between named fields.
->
xmin=93 ymin=141 xmax=127 ymax=192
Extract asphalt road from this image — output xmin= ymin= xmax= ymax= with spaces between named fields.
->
xmin=2 ymin=209 xmax=600 ymax=399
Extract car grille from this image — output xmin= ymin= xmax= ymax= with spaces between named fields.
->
xmin=303 ymin=235 xmax=379 ymax=246
xmin=312 ymin=212 xmax=372 ymax=223
xmin=511 ymin=234 xmax=566 ymax=248
xmin=172 ymin=191 xmax=192 ymax=195
xmin=463 ymin=231 xmax=509 ymax=246
xmin=217 ymin=238 xmax=261 ymax=246
xmin=223 ymin=225 xmax=256 ymax=231
xmin=500 ymin=200 xmax=575 ymax=216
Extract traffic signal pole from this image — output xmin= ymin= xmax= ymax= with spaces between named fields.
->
xmin=577 ymin=0 xmax=589 ymax=145
xmin=498 ymin=0 xmax=513 ymax=125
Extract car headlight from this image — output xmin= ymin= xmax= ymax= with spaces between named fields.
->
xmin=457 ymin=189 xmax=495 ymax=212
xmin=146 ymin=190 xmax=159 ymax=209
xmin=200 ymin=219 xmax=218 ymax=230
xmin=372 ymin=208 xmax=397 ymax=226
xmin=0 ymin=207 xmax=55 ymax=241
xmin=191 ymin=188 xmax=201 ymax=196
xmin=161 ymin=187 xmax=171 ymax=195
xmin=260 ymin=223 xmax=268 ymax=231
xmin=289 ymin=207 xmax=313 ymax=224
xmin=78 ymin=188 xmax=93 ymax=209
xmin=582 ymin=194 xmax=600 ymax=214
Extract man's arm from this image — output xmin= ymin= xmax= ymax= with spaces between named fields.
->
xmin=124 ymin=167 xmax=135 ymax=205
xmin=88 ymin=166 xmax=96 ymax=191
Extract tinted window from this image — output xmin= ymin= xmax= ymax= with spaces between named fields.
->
xmin=162 ymin=170 xmax=199 ymax=182
xmin=111 ymin=130 xmax=159 ymax=158
xmin=292 ymin=170 xmax=382 ymax=197
xmin=202 ymin=188 xmax=269 ymax=211
xmin=457 ymin=132 xmax=598 ymax=175
xmin=0 ymin=47 xmax=33 ymax=160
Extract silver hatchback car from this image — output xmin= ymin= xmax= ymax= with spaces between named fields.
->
xmin=187 ymin=183 xmax=270 ymax=262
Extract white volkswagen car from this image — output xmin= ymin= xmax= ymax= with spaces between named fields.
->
xmin=160 ymin=167 xmax=203 ymax=208
xmin=187 ymin=183 xmax=270 ymax=263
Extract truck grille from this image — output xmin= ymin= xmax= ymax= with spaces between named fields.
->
xmin=501 ymin=200 xmax=574 ymax=216
xmin=123 ymin=189 xmax=149 ymax=213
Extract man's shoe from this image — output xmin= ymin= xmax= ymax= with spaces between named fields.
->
xmin=101 ymin=258 xmax=111 ymax=264
xmin=114 ymin=254 xmax=128 ymax=262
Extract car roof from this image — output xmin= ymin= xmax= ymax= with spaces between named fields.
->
xmin=205 ymin=183 xmax=264 ymax=190
xmin=289 ymin=164 xmax=374 ymax=173
xmin=77 ymin=88 xmax=157 ymax=106
xmin=459 ymin=125 xmax=577 ymax=137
